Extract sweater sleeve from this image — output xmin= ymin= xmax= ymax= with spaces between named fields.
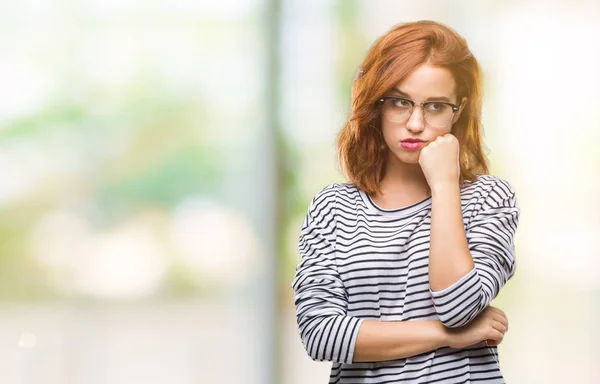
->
xmin=291 ymin=186 xmax=363 ymax=364
xmin=430 ymin=179 xmax=520 ymax=328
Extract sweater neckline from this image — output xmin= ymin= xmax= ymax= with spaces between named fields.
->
xmin=358 ymin=189 xmax=432 ymax=218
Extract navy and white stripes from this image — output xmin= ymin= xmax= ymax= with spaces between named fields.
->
xmin=292 ymin=175 xmax=519 ymax=383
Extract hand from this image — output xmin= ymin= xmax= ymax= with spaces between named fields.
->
xmin=418 ymin=134 xmax=460 ymax=190
xmin=445 ymin=306 xmax=509 ymax=349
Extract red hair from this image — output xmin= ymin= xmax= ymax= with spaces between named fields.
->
xmin=337 ymin=20 xmax=488 ymax=195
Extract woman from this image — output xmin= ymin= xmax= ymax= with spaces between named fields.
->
xmin=291 ymin=20 xmax=519 ymax=383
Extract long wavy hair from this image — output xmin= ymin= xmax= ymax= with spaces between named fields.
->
xmin=337 ymin=20 xmax=488 ymax=195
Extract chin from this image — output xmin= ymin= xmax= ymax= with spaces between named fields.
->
xmin=390 ymin=150 xmax=421 ymax=165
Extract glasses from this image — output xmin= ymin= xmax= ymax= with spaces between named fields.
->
xmin=378 ymin=96 xmax=460 ymax=128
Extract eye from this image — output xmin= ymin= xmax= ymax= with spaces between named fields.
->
xmin=392 ymin=98 xmax=412 ymax=108
xmin=426 ymin=102 xmax=444 ymax=111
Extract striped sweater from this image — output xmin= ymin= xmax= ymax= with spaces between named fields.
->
xmin=291 ymin=175 xmax=519 ymax=383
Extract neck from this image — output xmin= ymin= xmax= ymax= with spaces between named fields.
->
xmin=379 ymin=155 xmax=430 ymax=196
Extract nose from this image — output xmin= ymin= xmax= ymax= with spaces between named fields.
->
xmin=405 ymin=105 xmax=425 ymax=133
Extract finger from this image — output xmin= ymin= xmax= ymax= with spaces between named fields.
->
xmin=490 ymin=312 xmax=509 ymax=332
xmin=491 ymin=320 xmax=507 ymax=335
xmin=488 ymin=308 xmax=508 ymax=324
xmin=495 ymin=316 xmax=509 ymax=332
xmin=487 ymin=306 xmax=505 ymax=318
xmin=491 ymin=311 xmax=508 ymax=326
xmin=487 ymin=328 xmax=504 ymax=343
xmin=486 ymin=339 xmax=498 ymax=347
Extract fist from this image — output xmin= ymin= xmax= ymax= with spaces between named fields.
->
xmin=418 ymin=134 xmax=460 ymax=189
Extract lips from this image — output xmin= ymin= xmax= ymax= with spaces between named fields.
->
xmin=400 ymin=139 xmax=427 ymax=150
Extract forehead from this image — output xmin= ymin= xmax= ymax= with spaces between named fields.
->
xmin=394 ymin=64 xmax=456 ymax=99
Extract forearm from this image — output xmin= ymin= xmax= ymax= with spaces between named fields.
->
xmin=353 ymin=319 xmax=448 ymax=362
xmin=429 ymin=182 xmax=474 ymax=292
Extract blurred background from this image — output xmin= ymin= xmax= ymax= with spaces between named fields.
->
xmin=0 ymin=0 xmax=599 ymax=383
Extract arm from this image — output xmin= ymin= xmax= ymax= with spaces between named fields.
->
xmin=428 ymin=181 xmax=474 ymax=292
xmin=428 ymin=179 xmax=519 ymax=328
xmin=293 ymin=188 xmax=448 ymax=363
xmin=356 ymin=304 xmax=511 ymax=361
xmin=353 ymin=320 xmax=447 ymax=362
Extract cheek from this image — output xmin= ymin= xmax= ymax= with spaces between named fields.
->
xmin=381 ymin=121 xmax=397 ymax=143
xmin=431 ymin=126 xmax=451 ymax=138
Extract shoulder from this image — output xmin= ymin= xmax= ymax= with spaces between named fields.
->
xmin=462 ymin=175 xmax=520 ymax=218
xmin=306 ymin=182 xmax=360 ymax=219
xmin=309 ymin=182 xmax=360 ymax=208
xmin=463 ymin=174 xmax=517 ymax=202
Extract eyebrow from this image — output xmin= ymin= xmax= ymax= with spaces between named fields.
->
xmin=390 ymin=88 xmax=453 ymax=103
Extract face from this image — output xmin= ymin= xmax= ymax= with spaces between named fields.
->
xmin=380 ymin=64 xmax=466 ymax=165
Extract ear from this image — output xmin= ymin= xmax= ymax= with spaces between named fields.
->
xmin=452 ymin=97 xmax=468 ymax=124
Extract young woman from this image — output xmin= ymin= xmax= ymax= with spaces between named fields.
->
xmin=291 ymin=20 xmax=519 ymax=383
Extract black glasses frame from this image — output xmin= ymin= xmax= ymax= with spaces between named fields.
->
xmin=378 ymin=96 xmax=460 ymax=112
xmin=377 ymin=96 xmax=460 ymax=127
